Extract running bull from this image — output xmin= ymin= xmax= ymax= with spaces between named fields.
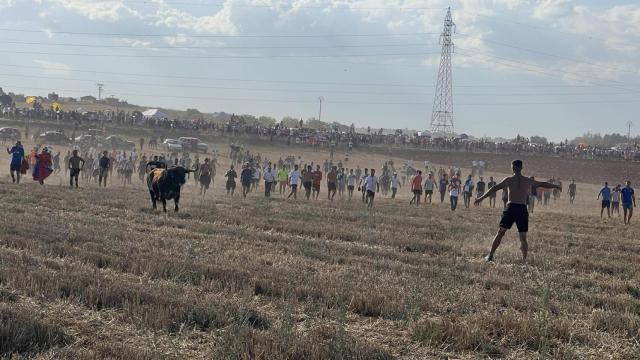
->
xmin=147 ymin=165 xmax=198 ymax=212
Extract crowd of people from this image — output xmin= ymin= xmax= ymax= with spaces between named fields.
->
xmin=4 ymin=102 xmax=639 ymax=162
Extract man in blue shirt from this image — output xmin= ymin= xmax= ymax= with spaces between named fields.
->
xmin=597 ymin=182 xmax=612 ymax=218
xmin=6 ymin=141 xmax=24 ymax=183
xmin=240 ymin=164 xmax=253 ymax=198
xmin=621 ymin=181 xmax=636 ymax=225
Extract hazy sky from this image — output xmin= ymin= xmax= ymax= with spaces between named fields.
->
xmin=0 ymin=0 xmax=638 ymax=141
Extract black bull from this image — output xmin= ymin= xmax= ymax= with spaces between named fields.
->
xmin=147 ymin=165 xmax=198 ymax=212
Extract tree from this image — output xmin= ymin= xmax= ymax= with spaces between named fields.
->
xmin=280 ymin=116 xmax=299 ymax=128
xmin=0 ymin=94 xmax=12 ymax=107
xmin=529 ymin=136 xmax=548 ymax=145
xmin=185 ymin=108 xmax=202 ymax=118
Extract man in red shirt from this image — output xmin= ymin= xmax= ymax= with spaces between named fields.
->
xmin=312 ymin=165 xmax=323 ymax=200
xmin=410 ymin=170 xmax=423 ymax=206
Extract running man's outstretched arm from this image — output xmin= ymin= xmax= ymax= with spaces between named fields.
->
xmin=534 ymin=180 xmax=561 ymax=190
xmin=475 ymin=178 xmax=506 ymax=205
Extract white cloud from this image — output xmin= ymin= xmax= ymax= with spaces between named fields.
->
xmin=44 ymin=0 xmax=141 ymax=22
xmin=33 ymin=59 xmax=72 ymax=76
xmin=152 ymin=4 xmax=237 ymax=34
xmin=531 ymin=0 xmax=572 ymax=20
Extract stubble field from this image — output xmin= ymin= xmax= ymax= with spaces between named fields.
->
xmin=1 ymin=138 xmax=639 ymax=359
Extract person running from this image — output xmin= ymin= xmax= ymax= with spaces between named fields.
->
xmin=241 ymin=164 xmax=253 ymax=198
xmin=410 ymin=170 xmax=423 ymax=206
xmin=423 ymin=172 xmax=435 ymax=204
xmin=263 ymin=164 xmax=276 ymax=198
xmin=68 ymin=149 xmax=85 ymax=188
xmin=463 ymin=175 xmax=475 ymax=208
xmin=98 ymin=151 xmax=110 ymax=187
xmin=52 ymin=152 xmax=61 ymax=173
xmin=327 ymin=166 xmax=337 ymax=201
xmin=391 ymin=172 xmax=401 ymax=199
xmin=474 ymin=160 xmax=561 ymax=263
xmin=359 ymin=168 xmax=369 ymax=203
xmin=63 ymin=150 xmax=70 ymax=176
xmin=449 ymin=175 xmax=461 ymax=211
xmin=439 ymin=173 xmax=449 ymax=203
xmin=364 ymin=168 xmax=379 ymax=208
xmin=199 ymin=158 xmax=213 ymax=196
xmin=347 ymin=169 xmax=357 ymax=200
xmin=611 ymin=184 xmax=621 ymax=216
xmin=597 ymin=182 xmax=612 ymax=218
xmin=302 ymin=165 xmax=313 ymax=200
xmin=287 ymin=164 xmax=301 ymax=199
xmin=311 ymin=165 xmax=323 ymax=200
xmin=337 ymin=168 xmax=346 ymax=199
xmin=568 ymin=179 xmax=577 ymax=205
xmin=224 ymin=165 xmax=238 ymax=196
xmin=476 ymin=176 xmax=486 ymax=202
xmin=621 ymin=181 xmax=635 ymax=225
xmin=487 ymin=176 xmax=497 ymax=208
xmin=7 ymin=141 xmax=24 ymax=183
xmin=33 ymin=147 xmax=53 ymax=185
xmin=277 ymin=165 xmax=289 ymax=195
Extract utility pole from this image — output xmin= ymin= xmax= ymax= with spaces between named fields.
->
xmin=97 ymin=83 xmax=104 ymax=101
xmin=318 ymin=96 xmax=324 ymax=122
xmin=430 ymin=7 xmax=455 ymax=138
xmin=627 ymin=121 xmax=633 ymax=148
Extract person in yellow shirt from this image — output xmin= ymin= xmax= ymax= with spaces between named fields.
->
xmin=277 ymin=166 xmax=289 ymax=195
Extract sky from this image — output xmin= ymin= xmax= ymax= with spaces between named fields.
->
xmin=0 ymin=0 xmax=638 ymax=141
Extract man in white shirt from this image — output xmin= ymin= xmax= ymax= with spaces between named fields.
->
xmin=463 ymin=175 xmax=475 ymax=208
xmin=263 ymin=164 xmax=276 ymax=198
xmin=359 ymin=168 xmax=369 ymax=203
xmin=365 ymin=169 xmax=380 ymax=208
xmin=390 ymin=173 xmax=401 ymax=199
xmin=287 ymin=164 xmax=301 ymax=199
xmin=347 ymin=169 xmax=358 ymax=200
xmin=423 ymin=172 xmax=436 ymax=204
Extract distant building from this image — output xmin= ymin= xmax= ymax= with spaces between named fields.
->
xmin=47 ymin=92 xmax=59 ymax=101
xmin=61 ymin=97 xmax=77 ymax=103
xmin=105 ymin=97 xmax=120 ymax=105
xmin=80 ymin=95 xmax=97 ymax=103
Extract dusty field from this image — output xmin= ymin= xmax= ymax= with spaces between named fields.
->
xmin=1 ymin=139 xmax=639 ymax=359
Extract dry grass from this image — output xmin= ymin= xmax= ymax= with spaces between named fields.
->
xmin=0 ymin=138 xmax=639 ymax=359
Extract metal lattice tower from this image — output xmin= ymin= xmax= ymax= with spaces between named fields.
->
xmin=430 ymin=7 xmax=455 ymax=138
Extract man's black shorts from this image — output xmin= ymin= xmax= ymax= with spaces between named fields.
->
xmin=601 ymin=200 xmax=611 ymax=209
xmin=291 ymin=184 xmax=298 ymax=191
xmin=70 ymin=169 xmax=80 ymax=177
xmin=367 ymin=190 xmax=375 ymax=199
xmin=413 ymin=189 xmax=422 ymax=195
xmin=499 ymin=203 xmax=529 ymax=233
xmin=347 ymin=185 xmax=354 ymax=191
xmin=10 ymin=163 xmax=20 ymax=172
xmin=303 ymin=181 xmax=312 ymax=190
xmin=226 ymin=181 xmax=236 ymax=190
xmin=328 ymin=182 xmax=336 ymax=191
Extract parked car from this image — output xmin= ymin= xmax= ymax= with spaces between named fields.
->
xmin=178 ymin=137 xmax=208 ymax=153
xmin=75 ymin=134 xmax=104 ymax=148
xmin=163 ymin=138 xmax=183 ymax=153
xmin=0 ymin=127 xmax=21 ymax=142
xmin=34 ymin=131 xmax=71 ymax=145
xmin=101 ymin=135 xmax=136 ymax=150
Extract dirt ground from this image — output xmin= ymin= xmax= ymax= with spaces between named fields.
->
xmin=1 ymin=128 xmax=639 ymax=359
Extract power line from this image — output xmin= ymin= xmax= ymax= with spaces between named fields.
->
xmin=456 ymin=32 xmax=640 ymax=76
xmin=2 ymin=72 xmax=636 ymax=97
xmin=0 ymin=62 xmax=629 ymax=90
xmin=0 ymin=40 xmax=433 ymax=50
xmin=4 ymin=84 xmax=637 ymax=106
xmin=0 ymin=28 xmax=440 ymax=38
xmin=1 ymin=49 xmax=441 ymax=59
xmin=113 ymin=0 xmax=447 ymax=11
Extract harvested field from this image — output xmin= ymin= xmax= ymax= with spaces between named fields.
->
xmin=0 ymin=138 xmax=639 ymax=359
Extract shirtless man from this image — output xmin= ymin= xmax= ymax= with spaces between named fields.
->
xmin=474 ymin=160 xmax=560 ymax=262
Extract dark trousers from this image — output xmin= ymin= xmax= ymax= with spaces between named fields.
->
xmin=265 ymin=181 xmax=273 ymax=197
